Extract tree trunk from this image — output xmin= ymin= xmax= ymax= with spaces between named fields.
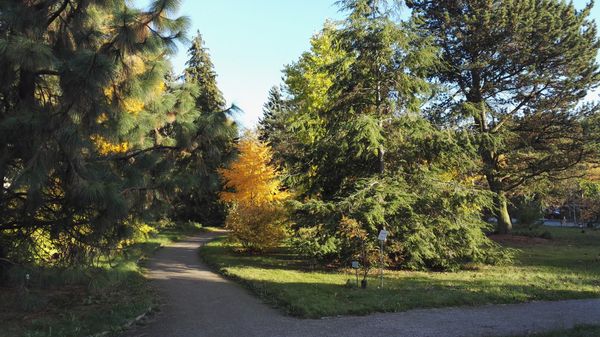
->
xmin=494 ymin=191 xmax=513 ymax=234
xmin=480 ymin=144 xmax=513 ymax=234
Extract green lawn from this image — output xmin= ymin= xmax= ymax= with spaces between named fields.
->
xmin=200 ymin=227 xmax=600 ymax=318
xmin=0 ymin=223 xmax=205 ymax=337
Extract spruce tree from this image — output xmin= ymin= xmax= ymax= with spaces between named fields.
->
xmin=173 ymin=31 xmax=237 ymax=226
xmin=184 ymin=31 xmax=226 ymax=113
xmin=258 ymin=86 xmax=286 ymax=143
xmin=407 ymin=0 xmax=600 ymax=233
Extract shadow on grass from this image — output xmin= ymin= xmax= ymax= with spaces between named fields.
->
xmin=146 ymin=241 xmax=600 ymax=319
xmin=0 ymin=265 xmax=154 ymax=337
xmin=0 ymin=225 xmax=206 ymax=337
xmin=199 ymin=239 xmax=322 ymax=272
xmin=228 ymin=276 xmax=600 ymax=318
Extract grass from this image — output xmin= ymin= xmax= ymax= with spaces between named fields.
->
xmin=200 ymin=227 xmax=600 ymax=318
xmin=0 ymin=222 xmax=206 ymax=337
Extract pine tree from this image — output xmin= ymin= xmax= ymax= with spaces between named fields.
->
xmin=0 ymin=0 xmax=192 ymax=264
xmin=258 ymin=86 xmax=286 ymax=143
xmin=407 ymin=0 xmax=600 ymax=233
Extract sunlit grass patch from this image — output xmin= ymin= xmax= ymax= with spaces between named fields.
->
xmin=200 ymin=227 xmax=600 ymax=318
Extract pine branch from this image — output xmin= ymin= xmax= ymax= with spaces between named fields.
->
xmin=46 ymin=0 xmax=70 ymax=27
xmin=106 ymin=145 xmax=180 ymax=161
xmin=0 ymin=258 xmax=16 ymax=265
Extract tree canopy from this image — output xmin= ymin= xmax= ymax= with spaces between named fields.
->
xmin=407 ymin=0 xmax=600 ymax=233
xmin=0 ymin=0 xmax=234 ymax=265
xmin=257 ymin=0 xmax=509 ymax=270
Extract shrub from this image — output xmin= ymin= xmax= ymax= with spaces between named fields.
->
xmin=225 ymin=203 xmax=289 ymax=252
xmin=512 ymin=196 xmax=543 ymax=226
xmin=512 ymin=225 xmax=553 ymax=240
xmin=290 ymin=225 xmax=338 ymax=267
xmin=292 ymin=174 xmax=511 ymax=271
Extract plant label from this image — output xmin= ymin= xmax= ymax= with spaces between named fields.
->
xmin=378 ymin=230 xmax=388 ymax=241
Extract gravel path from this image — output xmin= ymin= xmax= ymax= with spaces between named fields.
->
xmin=121 ymin=233 xmax=600 ymax=337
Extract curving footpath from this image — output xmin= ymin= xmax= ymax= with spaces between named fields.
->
xmin=121 ymin=233 xmax=600 ymax=337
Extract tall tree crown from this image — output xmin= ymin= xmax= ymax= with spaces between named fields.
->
xmin=184 ymin=31 xmax=225 ymax=112
xmin=407 ymin=0 xmax=600 ymax=233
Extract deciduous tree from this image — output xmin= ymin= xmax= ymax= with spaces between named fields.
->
xmin=219 ymin=134 xmax=289 ymax=251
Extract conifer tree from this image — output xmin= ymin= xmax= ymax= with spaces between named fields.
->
xmin=275 ymin=1 xmax=505 ymax=270
xmin=173 ymin=31 xmax=237 ymax=226
xmin=284 ymin=0 xmax=436 ymax=197
xmin=184 ymin=31 xmax=226 ymax=113
xmin=407 ymin=0 xmax=600 ymax=233
xmin=0 ymin=0 xmax=193 ymax=264
xmin=258 ymin=86 xmax=286 ymax=143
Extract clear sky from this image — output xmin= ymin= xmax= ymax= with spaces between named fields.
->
xmin=137 ymin=1 xmax=599 ymax=128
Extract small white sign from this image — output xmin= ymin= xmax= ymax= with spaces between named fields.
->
xmin=378 ymin=229 xmax=388 ymax=241
xmin=351 ymin=261 xmax=359 ymax=269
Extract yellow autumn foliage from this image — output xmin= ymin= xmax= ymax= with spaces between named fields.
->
xmin=122 ymin=97 xmax=145 ymax=114
xmin=585 ymin=166 xmax=600 ymax=181
xmin=125 ymin=55 xmax=146 ymax=76
xmin=103 ymin=85 xmax=114 ymax=99
xmin=91 ymin=135 xmax=130 ymax=155
xmin=219 ymin=137 xmax=289 ymax=206
xmin=152 ymin=81 xmax=166 ymax=96
xmin=102 ymin=86 xmax=145 ymax=115
xmin=219 ymin=136 xmax=290 ymax=251
xmin=96 ymin=112 xmax=109 ymax=124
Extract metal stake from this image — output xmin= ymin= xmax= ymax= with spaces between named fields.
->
xmin=379 ymin=240 xmax=384 ymax=288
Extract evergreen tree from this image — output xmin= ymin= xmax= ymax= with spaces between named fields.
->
xmin=258 ymin=86 xmax=286 ymax=143
xmin=280 ymin=23 xmax=348 ymax=192
xmin=173 ymin=31 xmax=237 ymax=226
xmin=184 ymin=31 xmax=226 ymax=112
xmin=407 ymin=0 xmax=600 ymax=233
xmin=277 ymin=1 xmax=505 ymax=270
xmin=0 ymin=0 xmax=193 ymax=264
xmin=284 ymin=0 xmax=435 ymax=198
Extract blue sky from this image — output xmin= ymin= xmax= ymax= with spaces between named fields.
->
xmin=138 ymin=1 xmax=599 ymax=128
xmin=164 ymin=0 xmax=344 ymax=128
